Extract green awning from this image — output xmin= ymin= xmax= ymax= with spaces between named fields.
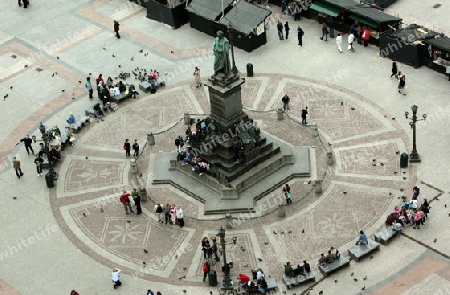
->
xmin=310 ymin=2 xmax=340 ymax=17
xmin=350 ymin=14 xmax=378 ymax=29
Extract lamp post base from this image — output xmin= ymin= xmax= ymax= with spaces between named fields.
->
xmin=409 ymin=153 xmax=421 ymax=163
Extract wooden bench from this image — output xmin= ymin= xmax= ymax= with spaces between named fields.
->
xmin=374 ymin=226 xmax=398 ymax=245
xmin=348 ymin=239 xmax=380 ymax=262
xmin=317 ymin=256 xmax=350 ymax=277
xmin=282 ymin=272 xmax=315 ymax=289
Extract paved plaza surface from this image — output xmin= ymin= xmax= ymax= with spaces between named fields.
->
xmin=0 ymin=0 xmax=450 ymax=295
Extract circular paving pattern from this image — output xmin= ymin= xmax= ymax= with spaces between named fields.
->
xmin=50 ymin=73 xmax=415 ymax=285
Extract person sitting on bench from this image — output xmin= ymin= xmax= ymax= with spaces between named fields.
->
xmin=285 ymin=261 xmax=305 ymax=277
xmin=326 ymin=250 xmax=335 ymax=264
xmin=94 ymin=103 xmax=105 ymax=118
xmin=356 ymin=230 xmax=368 ymax=245
xmin=303 ymin=260 xmax=311 ymax=273
xmin=258 ymin=276 xmax=268 ymax=293
xmin=237 ymin=273 xmax=251 ymax=288
xmin=330 ymin=246 xmax=340 ymax=259
xmin=67 ymin=113 xmax=75 ymax=124
xmin=318 ymin=254 xmax=327 ymax=266
xmin=118 ymin=81 xmax=126 ymax=93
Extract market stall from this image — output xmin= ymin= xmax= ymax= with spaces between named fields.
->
xmin=218 ymin=1 xmax=271 ymax=52
xmin=186 ymin=0 xmax=234 ymax=37
xmin=309 ymin=0 xmax=401 ymax=44
xmin=146 ymin=0 xmax=190 ymax=29
xmin=187 ymin=0 xmax=271 ymax=52
xmin=379 ymin=24 xmax=439 ymax=68
xmin=424 ymin=37 xmax=450 ymax=80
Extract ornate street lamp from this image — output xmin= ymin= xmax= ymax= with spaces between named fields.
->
xmin=217 ymin=227 xmax=233 ymax=290
xmin=405 ymin=105 xmax=426 ymax=163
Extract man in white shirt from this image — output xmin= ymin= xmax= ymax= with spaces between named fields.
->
xmin=348 ymin=33 xmax=355 ymax=52
xmin=111 ymin=268 xmax=122 ymax=289
xmin=176 ymin=205 xmax=184 ymax=228
xmin=256 ymin=268 xmax=265 ymax=283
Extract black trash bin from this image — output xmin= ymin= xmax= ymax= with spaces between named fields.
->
xmin=400 ymin=153 xmax=409 ymax=168
xmin=139 ymin=187 xmax=147 ymax=202
xmin=246 ymin=63 xmax=253 ymax=77
xmin=45 ymin=172 xmax=55 ymax=188
xmin=208 ymin=270 xmax=218 ymax=286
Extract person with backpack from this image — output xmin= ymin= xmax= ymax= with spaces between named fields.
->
xmin=132 ymin=139 xmax=139 ymax=157
xmin=123 ymin=139 xmax=131 ymax=157
xmin=85 ymin=77 xmax=93 ymax=99
xmin=155 ymin=204 xmax=164 ymax=223
xmin=330 ymin=246 xmax=340 ymax=259
xmin=202 ymin=261 xmax=210 ymax=282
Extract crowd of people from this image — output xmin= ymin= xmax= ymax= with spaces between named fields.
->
xmin=176 ymin=120 xmax=212 ymax=177
xmin=152 ymin=202 xmax=185 ymax=228
xmin=385 ymin=186 xmax=429 ymax=231
xmin=12 ymin=129 xmax=64 ymax=179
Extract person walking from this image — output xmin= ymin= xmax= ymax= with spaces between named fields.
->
xmin=176 ymin=205 xmax=184 ymax=228
xmin=283 ymin=184 xmax=292 ymax=205
xmin=327 ymin=17 xmax=335 ymax=38
xmin=123 ymin=139 xmax=131 ymax=157
xmin=34 ymin=154 xmax=43 ymax=177
xmin=398 ymin=72 xmax=406 ymax=95
xmin=297 ymin=26 xmax=304 ymax=46
xmin=336 ymin=33 xmax=343 ymax=53
xmin=17 ymin=135 xmax=34 ymax=155
xmin=301 ymin=107 xmax=308 ymax=124
xmin=320 ymin=22 xmax=328 ymax=41
xmin=131 ymin=188 xmax=142 ymax=215
xmin=202 ymin=260 xmax=210 ymax=282
xmin=348 ymin=32 xmax=355 ymax=52
xmin=193 ymin=67 xmax=201 ymax=88
xmin=277 ymin=21 xmax=284 ymax=40
xmin=85 ymin=77 xmax=93 ymax=99
xmin=132 ymin=139 xmax=139 ymax=157
xmin=120 ymin=191 xmax=133 ymax=214
xmin=284 ymin=22 xmax=290 ymax=40
xmin=391 ymin=61 xmax=398 ymax=78
xmin=12 ymin=156 xmax=24 ymax=179
xmin=281 ymin=94 xmax=290 ymax=111
xmin=114 ymin=20 xmax=120 ymax=39
xmin=111 ymin=268 xmax=122 ymax=289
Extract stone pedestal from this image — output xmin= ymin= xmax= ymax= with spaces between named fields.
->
xmin=130 ymin=159 xmax=139 ymax=174
xmin=278 ymin=204 xmax=286 ymax=218
xmin=225 ymin=213 xmax=233 ymax=229
xmin=315 ymin=180 xmax=322 ymax=194
xmin=326 ymin=152 xmax=333 ymax=165
xmin=199 ymin=73 xmax=281 ymax=186
xmin=277 ymin=108 xmax=284 ymax=120
xmin=204 ymin=75 xmax=246 ymax=131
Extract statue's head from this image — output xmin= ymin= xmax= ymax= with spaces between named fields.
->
xmin=216 ymin=31 xmax=224 ymax=38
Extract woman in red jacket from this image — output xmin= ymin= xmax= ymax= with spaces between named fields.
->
xmin=362 ymin=28 xmax=370 ymax=47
